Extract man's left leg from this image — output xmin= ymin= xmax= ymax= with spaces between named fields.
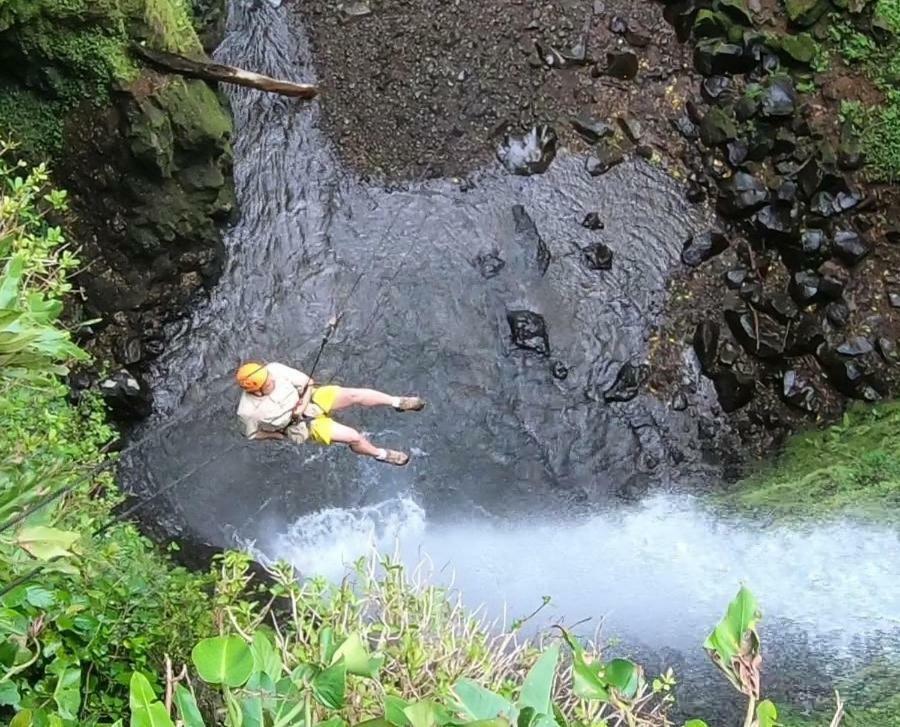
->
xmin=317 ymin=385 xmax=424 ymax=412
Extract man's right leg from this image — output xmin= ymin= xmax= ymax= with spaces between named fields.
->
xmin=325 ymin=421 xmax=409 ymax=466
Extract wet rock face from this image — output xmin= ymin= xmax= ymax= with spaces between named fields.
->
xmin=507 ymin=310 xmax=550 ymax=356
xmin=512 ymin=205 xmax=551 ymax=275
xmin=604 ymin=361 xmax=650 ymax=402
xmin=99 ymin=369 xmax=153 ymax=423
xmin=497 ymin=126 xmax=558 ymax=176
xmin=59 ymin=75 xmax=235 ymax=370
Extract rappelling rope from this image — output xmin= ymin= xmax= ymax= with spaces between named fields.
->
xmin=0 ymin=163 xmax=443 ymax=596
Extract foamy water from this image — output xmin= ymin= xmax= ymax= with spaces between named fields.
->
xmin=259 ymin=494 xmax=900 ymax=659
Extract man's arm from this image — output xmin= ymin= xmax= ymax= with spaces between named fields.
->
xmin=296 ymin=376 xmax=315 ymax=413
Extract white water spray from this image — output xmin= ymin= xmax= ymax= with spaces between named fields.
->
xmin=262 ymin=494 xmax=900 ymax=660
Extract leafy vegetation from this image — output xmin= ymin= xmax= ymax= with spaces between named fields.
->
xmin=827 ymin=3 xmax=900 ymax=179
xmin=732 ymin=402 xmax=900 ymax=519
xmin=0 ymin=145 xmax=214 ymax=724
xmin=109 ymin=576 xmax=840 ymax=727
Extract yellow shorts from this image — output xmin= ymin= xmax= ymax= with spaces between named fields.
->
xmin=307 ymin=385 xmax=341 ymax=445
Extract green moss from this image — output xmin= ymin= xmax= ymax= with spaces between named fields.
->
xmin=0 ymin=85 xmax=66 ymax=154
xmin=731 ymin=402 xmax=900 ymax=520
xmin=875 ymin=0 xmax=900 ymax=34
xmin=0 ymin=0 xmax=208 ymax=157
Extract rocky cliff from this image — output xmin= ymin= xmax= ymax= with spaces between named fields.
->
xmin=0 ymin=0 xmax=234 ymax=385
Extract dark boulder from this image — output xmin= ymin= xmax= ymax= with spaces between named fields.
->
xmin=604 ymin=361 xmax=650 ymax=402
xmin=713 ymin=370 xmax=755 ymax=412
xmin=507 ymin=310 xmax=550 ymax=356
xmin=512 ymin=205 xmax=551 ymax=275
xmin=585 ymin=143 xmax=624 ymax=176
xmin=725 ymin=268 xmax=748 ymax=289
xmin=672 ymin=114 xmax=700 ymax=140
xmin=759 ymin=75 xmax=797 ymax=118
xmin=719 ymin=171 xmax=768 ymax=215
xmin=693 ymin=320 xmax=720 ymax=376
xmin=815 ymin=344 xmax=882 ymax=401
xmin=694 ymin=39 xmax=754 ymax=76
xmin=833 ymin=229 xmax=870 ymax=266
xmin=725 ymin=308 xmax=786 ymax=359
xmin=682 ymin=230 xmax=729 ymax=267
xmin=785 ymin=0 xmax=830 ymax=26
xmin=475 ymin=252 xmax=505 ymax=278
xmin=700 ymin=107 xmax=739 ymax=146
xmin=571 ymin=115 xmax=615 ymax=144
xmin=702 ymin=76 xmax=734 ymax=104
xmin=718 ymin=341 xmax=741 ymax=367
xmin=837 ymin=336 xmax=874 ymax=357
xmin=497 ymin=126 xmax=558 ymax=176
xmin=726 ymin=139 xmax=749 ymax=167
xmin=765 ymin=292 xmax=799 ymax=323
xmin=780 ymin=370 xmax=821 ymax=413
xmin=784 ymin=314 xmax=825 ymax=356
xmin=581 ymin=212 xmax=605 ymax=230
xmin=551 ymin=360 xmax=569 ymax=379
xmin=664 ymin=1 xmax=701 ymax=42
xmin=876 ymin=337 xmax=899 ymax=365
xmin=789 ymin=270 xmax=843 ymax=306
xmin=582 ymin=242 xmax=614 ymax=271
xmin=825 ymin=300 xmax=850 ymax=328
xmin=754 ymin=203 xmax=797 ymax=237
xmin=99 ymin=369 xmax=152 ymax=423
xmin=735 ymin=93 xmax=759 ymax=121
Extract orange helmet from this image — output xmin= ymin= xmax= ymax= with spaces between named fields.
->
xmin=236 ymin=362 xmax=268 ymax=392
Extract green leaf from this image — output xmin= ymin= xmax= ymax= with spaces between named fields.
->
xmin=332 ymin=632 xmax=381 ymax=677
xmin=356 ymin=720 xmax=394 ymax=727
xmin=403 ymin=701 xmax=448 ymax=727
xmin=703 ymin=586 xmax=760 ymax=668
xmin=386 ymin=695 xmax=412 ymax=726
xmin=241 ymin=691 xmax=263 ymax=727
xmin=192 ymin=636 xmax=254 ymax=687
xmin=14 ymin=526 xmax=79 ymax=560
xmin=0 ymin=680 xmax=20 ymax=707
xmin=313 ymin=659 xmax=346 ymax=710
xmin=605 ymin=659 xmax=640 ymax=699
xmin=756 ymin=700 xmax=777 ymax=727
xmin=129 ymin=672 xmax=175 ymax=727
xmin=319 ymin=626 xmax=336 ymax=664
xmin=250 ymin=631 xmax=283 ymax=682
xmin=683 ymin=721 xmax=708 ymax=727
xmin=516 ymin=707 xmax=536 ymax=727
xmin=10 ymin=709 xmax=32 ymax=727
xmin=174 ymin=684 xmax=205 ymax=727
xmin=317 ymin=719 xmax=347 ymax=727
xmin=452 ymin=679 xmax=515 ymax=721
xmin=518 ymin=644 xmax=559 ymax=714
xmin=0 ymin=608 xmax=29 ymax=636
xmin=49 ymin=658 xmax=81 ymax=720
xmin=244 ymin=671 xmax=276 ymax=718
xmin=467 ymin=721 xmax=510 ymax=727
xmin=24 ymin=586 xmax=55 ymax=608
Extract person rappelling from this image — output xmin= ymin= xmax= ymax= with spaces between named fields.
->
xmin=235 ymin=361 xmax=425 ymax=466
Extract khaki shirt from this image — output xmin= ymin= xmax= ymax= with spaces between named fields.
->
xmin=237 ymin=362 xmax=310 ymax=438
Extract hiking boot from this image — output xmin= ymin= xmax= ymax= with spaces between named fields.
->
xmin=378 ymin=449 xmax=410 ymax=466
xmin=394 ymin=396 xmax=425 ymax=412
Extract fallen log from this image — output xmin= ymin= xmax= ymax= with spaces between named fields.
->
xmin=132 ymin=44 xmax=318 ymax=100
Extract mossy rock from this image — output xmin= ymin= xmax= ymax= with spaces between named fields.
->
xmin=784 ymin=0 xmax=832 ymax=26
xmin=155 ymin=78 xmax=231 ymax=154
